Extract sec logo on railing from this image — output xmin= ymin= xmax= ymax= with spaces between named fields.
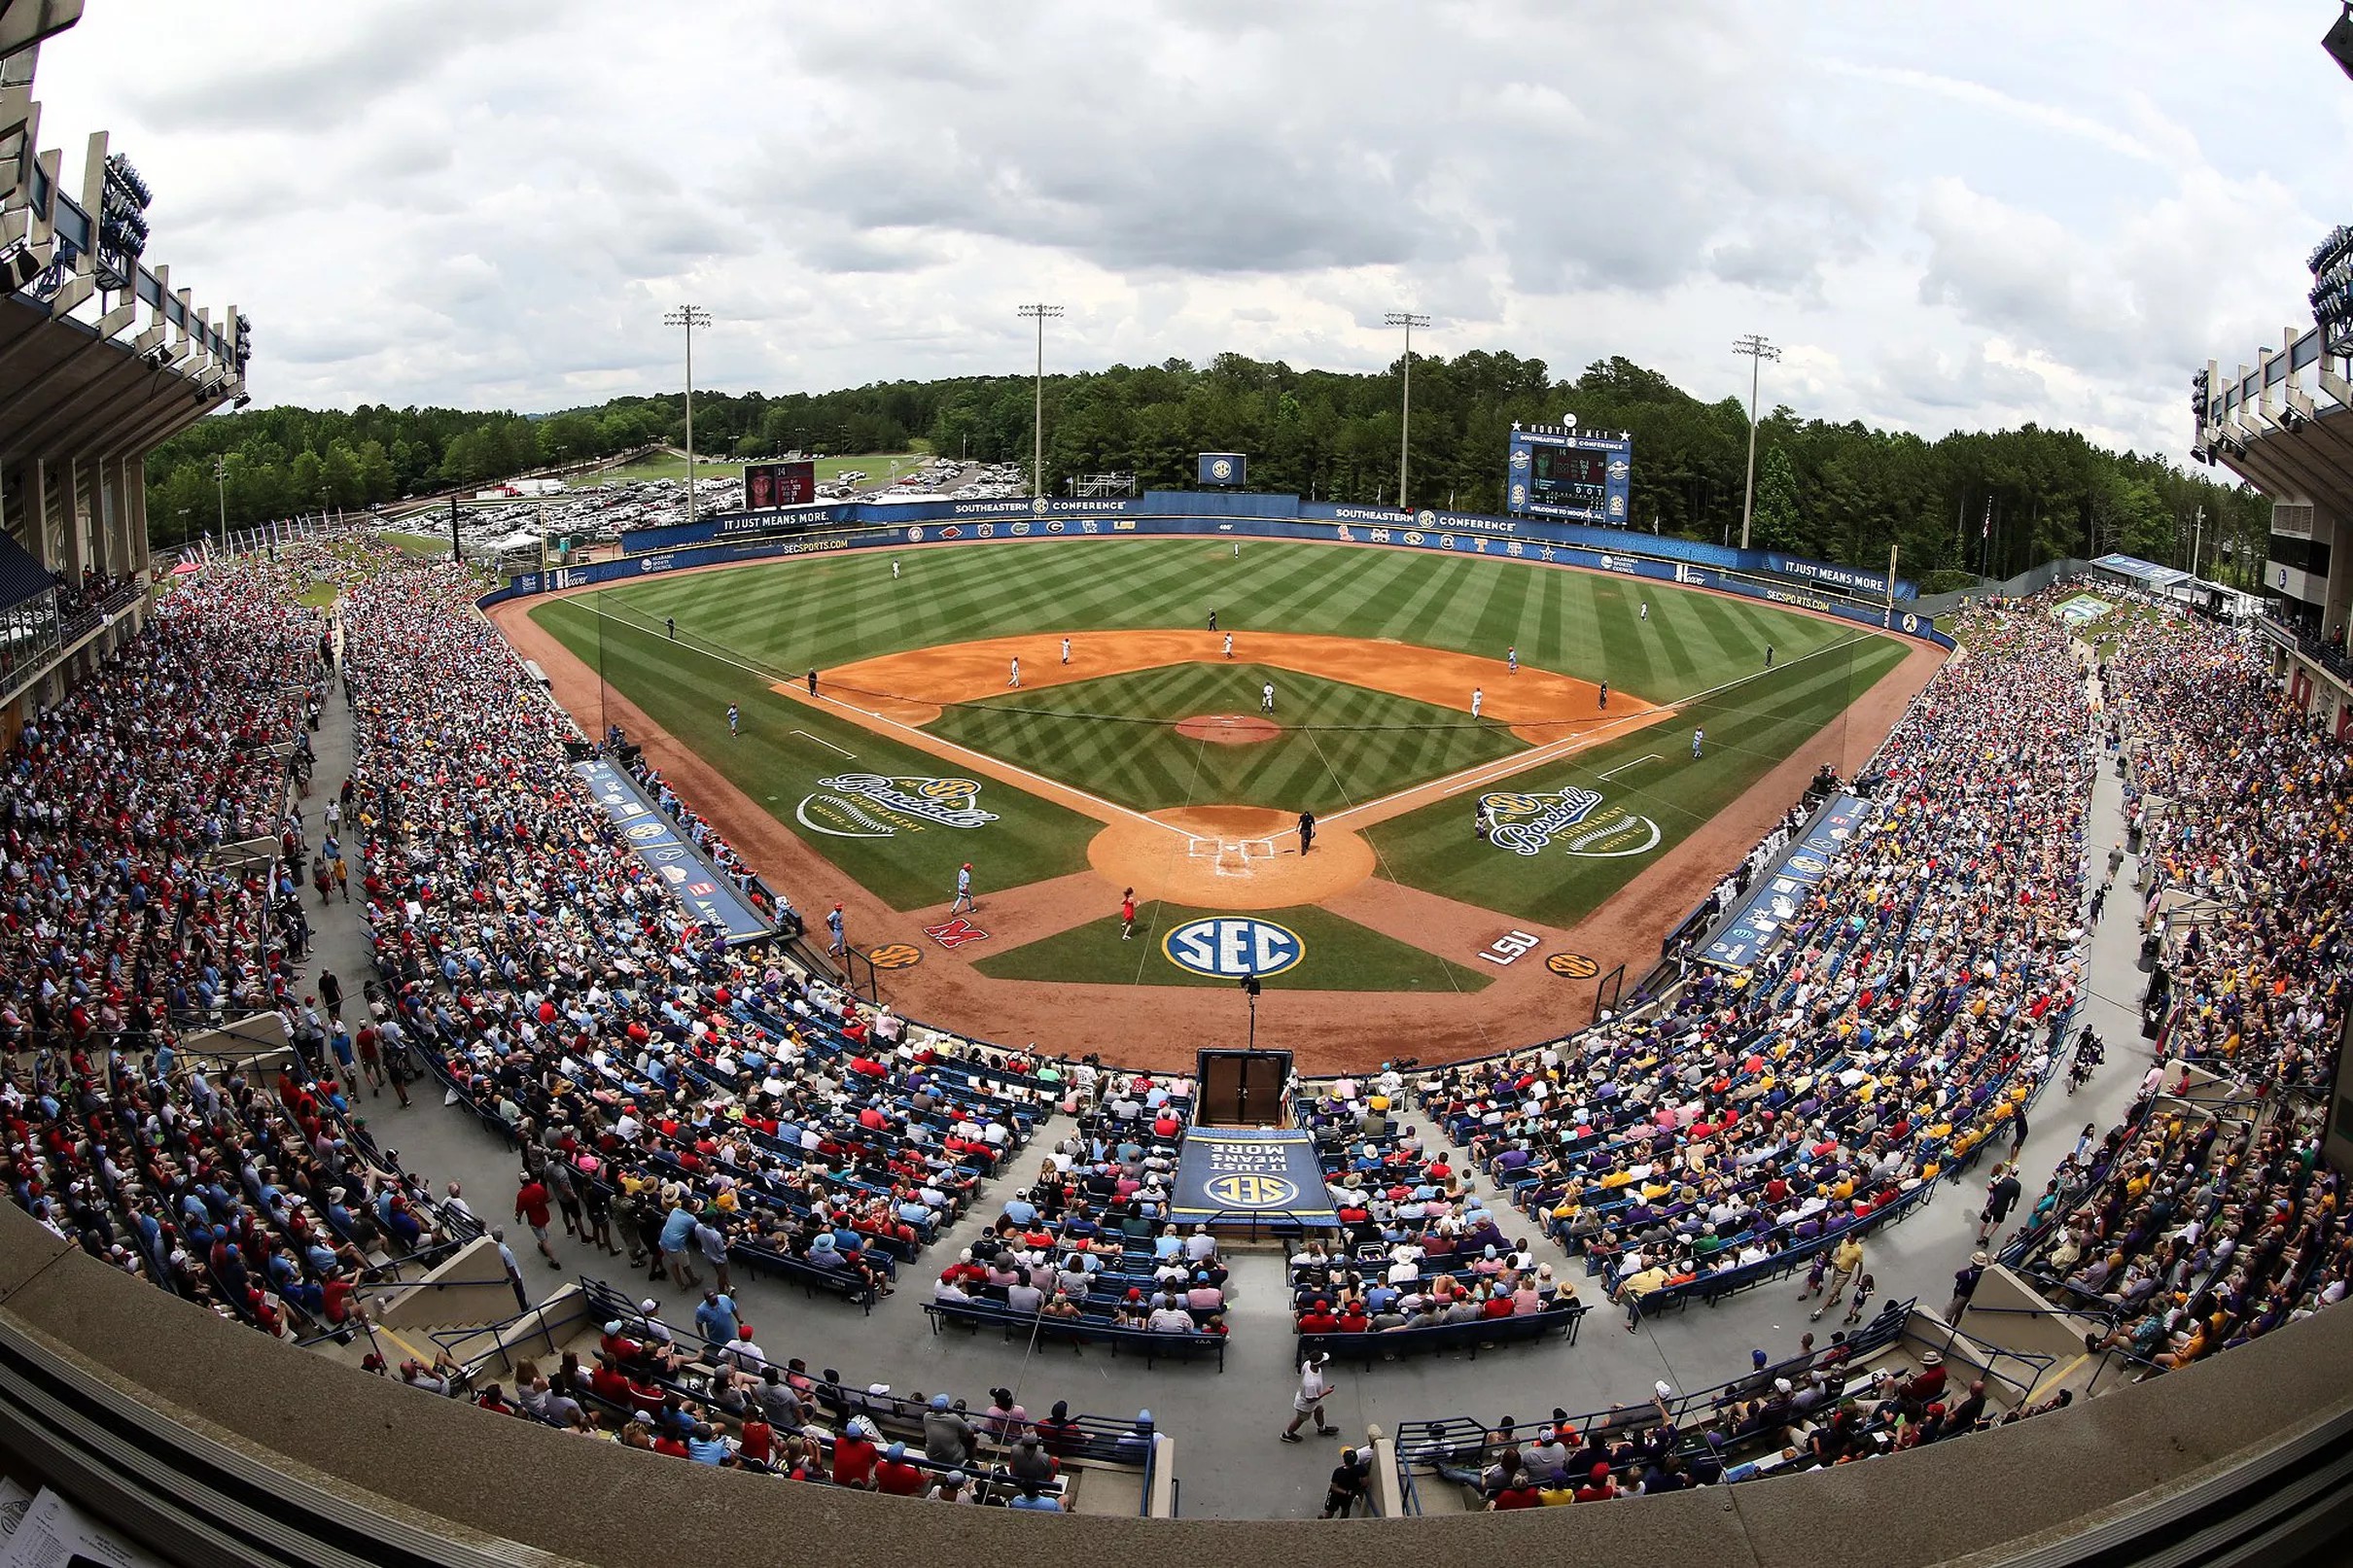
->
xmin=1162 ymin=917 xmax=1304 ymax=979
xmin=1205 ymin=1172 xmax=1298 ymax=1209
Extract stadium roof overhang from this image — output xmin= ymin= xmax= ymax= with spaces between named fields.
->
xmin=0 ymin=290 xmax=228 ymax=464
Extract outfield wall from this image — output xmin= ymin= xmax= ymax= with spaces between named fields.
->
xmin=485 ymin=510 xmax=1955 ymax=651
xmin=612 ymin=491 xmax=1915 ymax=599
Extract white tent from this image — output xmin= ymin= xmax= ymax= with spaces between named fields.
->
xmin=488 ymin=529 xmax=544 ymax=553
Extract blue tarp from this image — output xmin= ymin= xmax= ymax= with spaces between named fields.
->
xmin=573 ymin=760 xmax=773 ymax=944
xmin=1171 ymin=1130 xmax=1339 ymax=1227
xmin=1699 ymin=794 xmax=1870 ymax=971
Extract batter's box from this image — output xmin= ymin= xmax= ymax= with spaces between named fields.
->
xmin=1186 ymin=835 xmax=1281 ymax=878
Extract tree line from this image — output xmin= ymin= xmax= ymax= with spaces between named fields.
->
xmin=143 ymin=351 xmax=2265 ymax=589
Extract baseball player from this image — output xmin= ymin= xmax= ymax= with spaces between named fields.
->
xmin=892 ymin=558 xmax=900 ymax=579
xmin=825 ymin=903 xmax=846 ymax=957
xmin=1765 ymin=644 xmax=1774 ymax=669
xmin=1008 ymin=657 xmax=1021 ymax=688
xmin=1120 ymin=888 xmax=1137 ymax=940
xmin=1639 ymin=600 xmax=1648 ymax=620
xmin=1471 ymin=687 xmax=1483 ymax=719
xmin=952 ymin=862 xmax=975 ymax=915
xmin=1506 ymin=645 xmax=1517 ymax=675
xmin=1061 ymin=637 xmax=1071 ymax=665
xmin=1692 ymin=726 xmax=1704 ymax=759
xmin=1260 ymin=681 xmax=1275 ymax=714
xmin=726 ymin=703 xmax=739 ymax=737
xmin=1223 ymin=632 xmax=1234 ymax=659
xmin=1598 ymin=680 xmax=1608 ymax=711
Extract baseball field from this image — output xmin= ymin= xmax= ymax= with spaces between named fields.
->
xmin=497 ymin=536 xmax=1935 ymax=1065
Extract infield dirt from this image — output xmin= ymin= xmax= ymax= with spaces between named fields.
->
xmin=491 ymin=569 xmax=1943 ymax=1072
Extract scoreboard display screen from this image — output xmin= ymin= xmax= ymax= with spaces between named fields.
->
xmin=743 ymin=460 xmax=815 ymax=510
xmin=1506 ymin=427 xmax=1633 ymax=523
xmin=1529 ymin=446 xmax=1609 ymax=499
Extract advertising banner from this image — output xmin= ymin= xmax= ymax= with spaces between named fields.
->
xmin=1699 ymin=793 xmax=1870 ymax=970
xmin=1171 ymin=1129 xmax=1339 ymax=1227
xmin=574 ymin=760 xmax=772 ymax=943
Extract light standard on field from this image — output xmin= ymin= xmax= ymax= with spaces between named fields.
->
xmin=1016 ymin=302 xmax=1062 ymax=502
xmin=1732 ymin=332 xmax=1780 ymax=551
xmin=663 ymin=303 xmax=713 ymax=528
xmin=1385 ymin=311 xmax=1429 ymax=509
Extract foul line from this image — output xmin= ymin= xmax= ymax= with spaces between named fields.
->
xmin=1320 ymin=629 xmax=1885 ymax=829
xmin=1597 ymin=752 xmax=1663 ymax=782
xmin=790 ymin=728 xmax=856 ymax=757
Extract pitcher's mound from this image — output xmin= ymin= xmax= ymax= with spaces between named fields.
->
xmin=1175 ymin=713 xmax=1280 ymax=745
xmin=1088 ymin=805 xmax=1374 ymax=911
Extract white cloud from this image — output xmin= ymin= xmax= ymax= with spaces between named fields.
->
xmin=18 ymin=0 xmax=2337 ymax=457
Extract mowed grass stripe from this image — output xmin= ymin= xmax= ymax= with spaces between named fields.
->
xmin=930 ymin=661 xmax=1526 ymax=816
xmin=1366 ymin=634 xmax=1910 ymax=927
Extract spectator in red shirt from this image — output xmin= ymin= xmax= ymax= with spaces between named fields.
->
xmin=513 ymin=1172 xmax=560 ymax=1269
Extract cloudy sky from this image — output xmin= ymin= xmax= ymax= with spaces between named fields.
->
xmin=28 ymin=1 xmax=2348 ymax=456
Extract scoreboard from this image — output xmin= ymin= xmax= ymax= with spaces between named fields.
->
xmin=1506 ymin=425 xmax=1633 ymax=525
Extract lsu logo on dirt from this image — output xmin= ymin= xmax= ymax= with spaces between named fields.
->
xmin=1163 ymin=917 xmax=1303 ymax=979
xmin=794 ymin=774 xmax=997 ymax=839
xmin=1480 ymin=786 xmax=1663 ymax=859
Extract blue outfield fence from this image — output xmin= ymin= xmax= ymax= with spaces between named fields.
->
xmin=484 ymin=501 xmax=1951 ymax=651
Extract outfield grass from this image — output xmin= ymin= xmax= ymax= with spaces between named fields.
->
xmin=972 ymin=904 xmax=1493 ymax=993
xmin=567 ymin=538 xmax=1868 ymax=701
xmin=531 ymin=604 xmax=1101 ymax=910
xmin=380 ymin=529 xmax=453 ymax=557
xmin=927 ymin=662 xmax=1525 ymax=815
xmin=1367 ymin=632 xmax=1909 ymax=927
xmin=567 ymin=452 xmax=922 ymax=489
xmin=531 ymin=539 xmax=1911 ymax=947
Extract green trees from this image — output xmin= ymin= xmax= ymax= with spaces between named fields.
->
xmin=142 ymin=354 xmax=2266 ymax=579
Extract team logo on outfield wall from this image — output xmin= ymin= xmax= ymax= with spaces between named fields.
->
xmin=1163 ymin=917 xmax=1303 ymax=979
xmin=794 ymin=773 xmax=997 ymax=839
xmin=1479 ymin=787 xmax=1662 ymax=859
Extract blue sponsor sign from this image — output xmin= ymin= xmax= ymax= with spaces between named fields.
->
xmin=1172 ymin=1130 xmax=1338 ymax=1226
xmin=1699 ymin=793 xmax=1869 ymax=971
xmin=574 ymin=760 xmax=772 ymax=944
xmin=1162 ymin=916 xmax=1304 ymax=979
xmin=482 ymin=506 xmax=1949 ymax=650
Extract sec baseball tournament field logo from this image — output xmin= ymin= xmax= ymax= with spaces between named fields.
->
xmin=1209 ymin=456 xmax=1234 ymax=481
xmin=795 ymin=774 xmax=996 ymax=839
xmin=1480 ymin=786 xmax=1662 ymax=858
xmin=1205 ymin=1170 xmax=1299 ymax=1208
xmin=1163 ymin=916 xmax=1304 ymax=979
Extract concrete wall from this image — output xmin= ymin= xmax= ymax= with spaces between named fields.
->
xmin=5 ymin=1202 xmax=2353 ymax=1565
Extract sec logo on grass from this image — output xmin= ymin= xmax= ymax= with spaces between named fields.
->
xmin=1163 ymin=917 xmax=1304 ymax=979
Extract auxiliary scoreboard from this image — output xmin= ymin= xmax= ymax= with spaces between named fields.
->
xmin=1506 ymin=423 xmax=1633 ymax=525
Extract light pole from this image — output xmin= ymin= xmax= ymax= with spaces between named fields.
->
xmin=663 ymin=304 xmax=713 ymax=528
xmin=1385 ymin=311 xmax=1429 ymax=509
xmin=1732 ymin=332 xmax=1780 ymax=551
xmin=1016 ymin=303 xmax=1061 ymax=501
xmin=212 ymin=454 xmax=228 ymax=539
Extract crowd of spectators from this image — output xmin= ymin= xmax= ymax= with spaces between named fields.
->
xmin=2 ymin=550 xmax=469 ymax=1341
xmin=2006 ymin=608 xmax=2353 ymax=1375
xmin=332 ymin=546 xmax=1057 ymax=1307
xmin=1414 ymin=597 xmax=2094 ymax=1324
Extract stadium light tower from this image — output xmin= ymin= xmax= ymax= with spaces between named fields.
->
xmin=1017 ymin=303 xmax=1062 ymax=502
xmin=1386 ymin=310 xmax=1429 ymax=508
xmin=212 ymin=453 xmax=228 ymax=538
xmin=1732 ymin=332 xmax=1780 ymax=551
xmin=663 ymin=304 xmax=713 ymax=529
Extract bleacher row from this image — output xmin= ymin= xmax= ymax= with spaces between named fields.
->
xmin=1406 ymin=601 xmax=2092 ymax=1330
xmin=2 ymin=554 xmax=478 ymax=1346
xmin=13 ymin=543 xmax=2353 ymax=1520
